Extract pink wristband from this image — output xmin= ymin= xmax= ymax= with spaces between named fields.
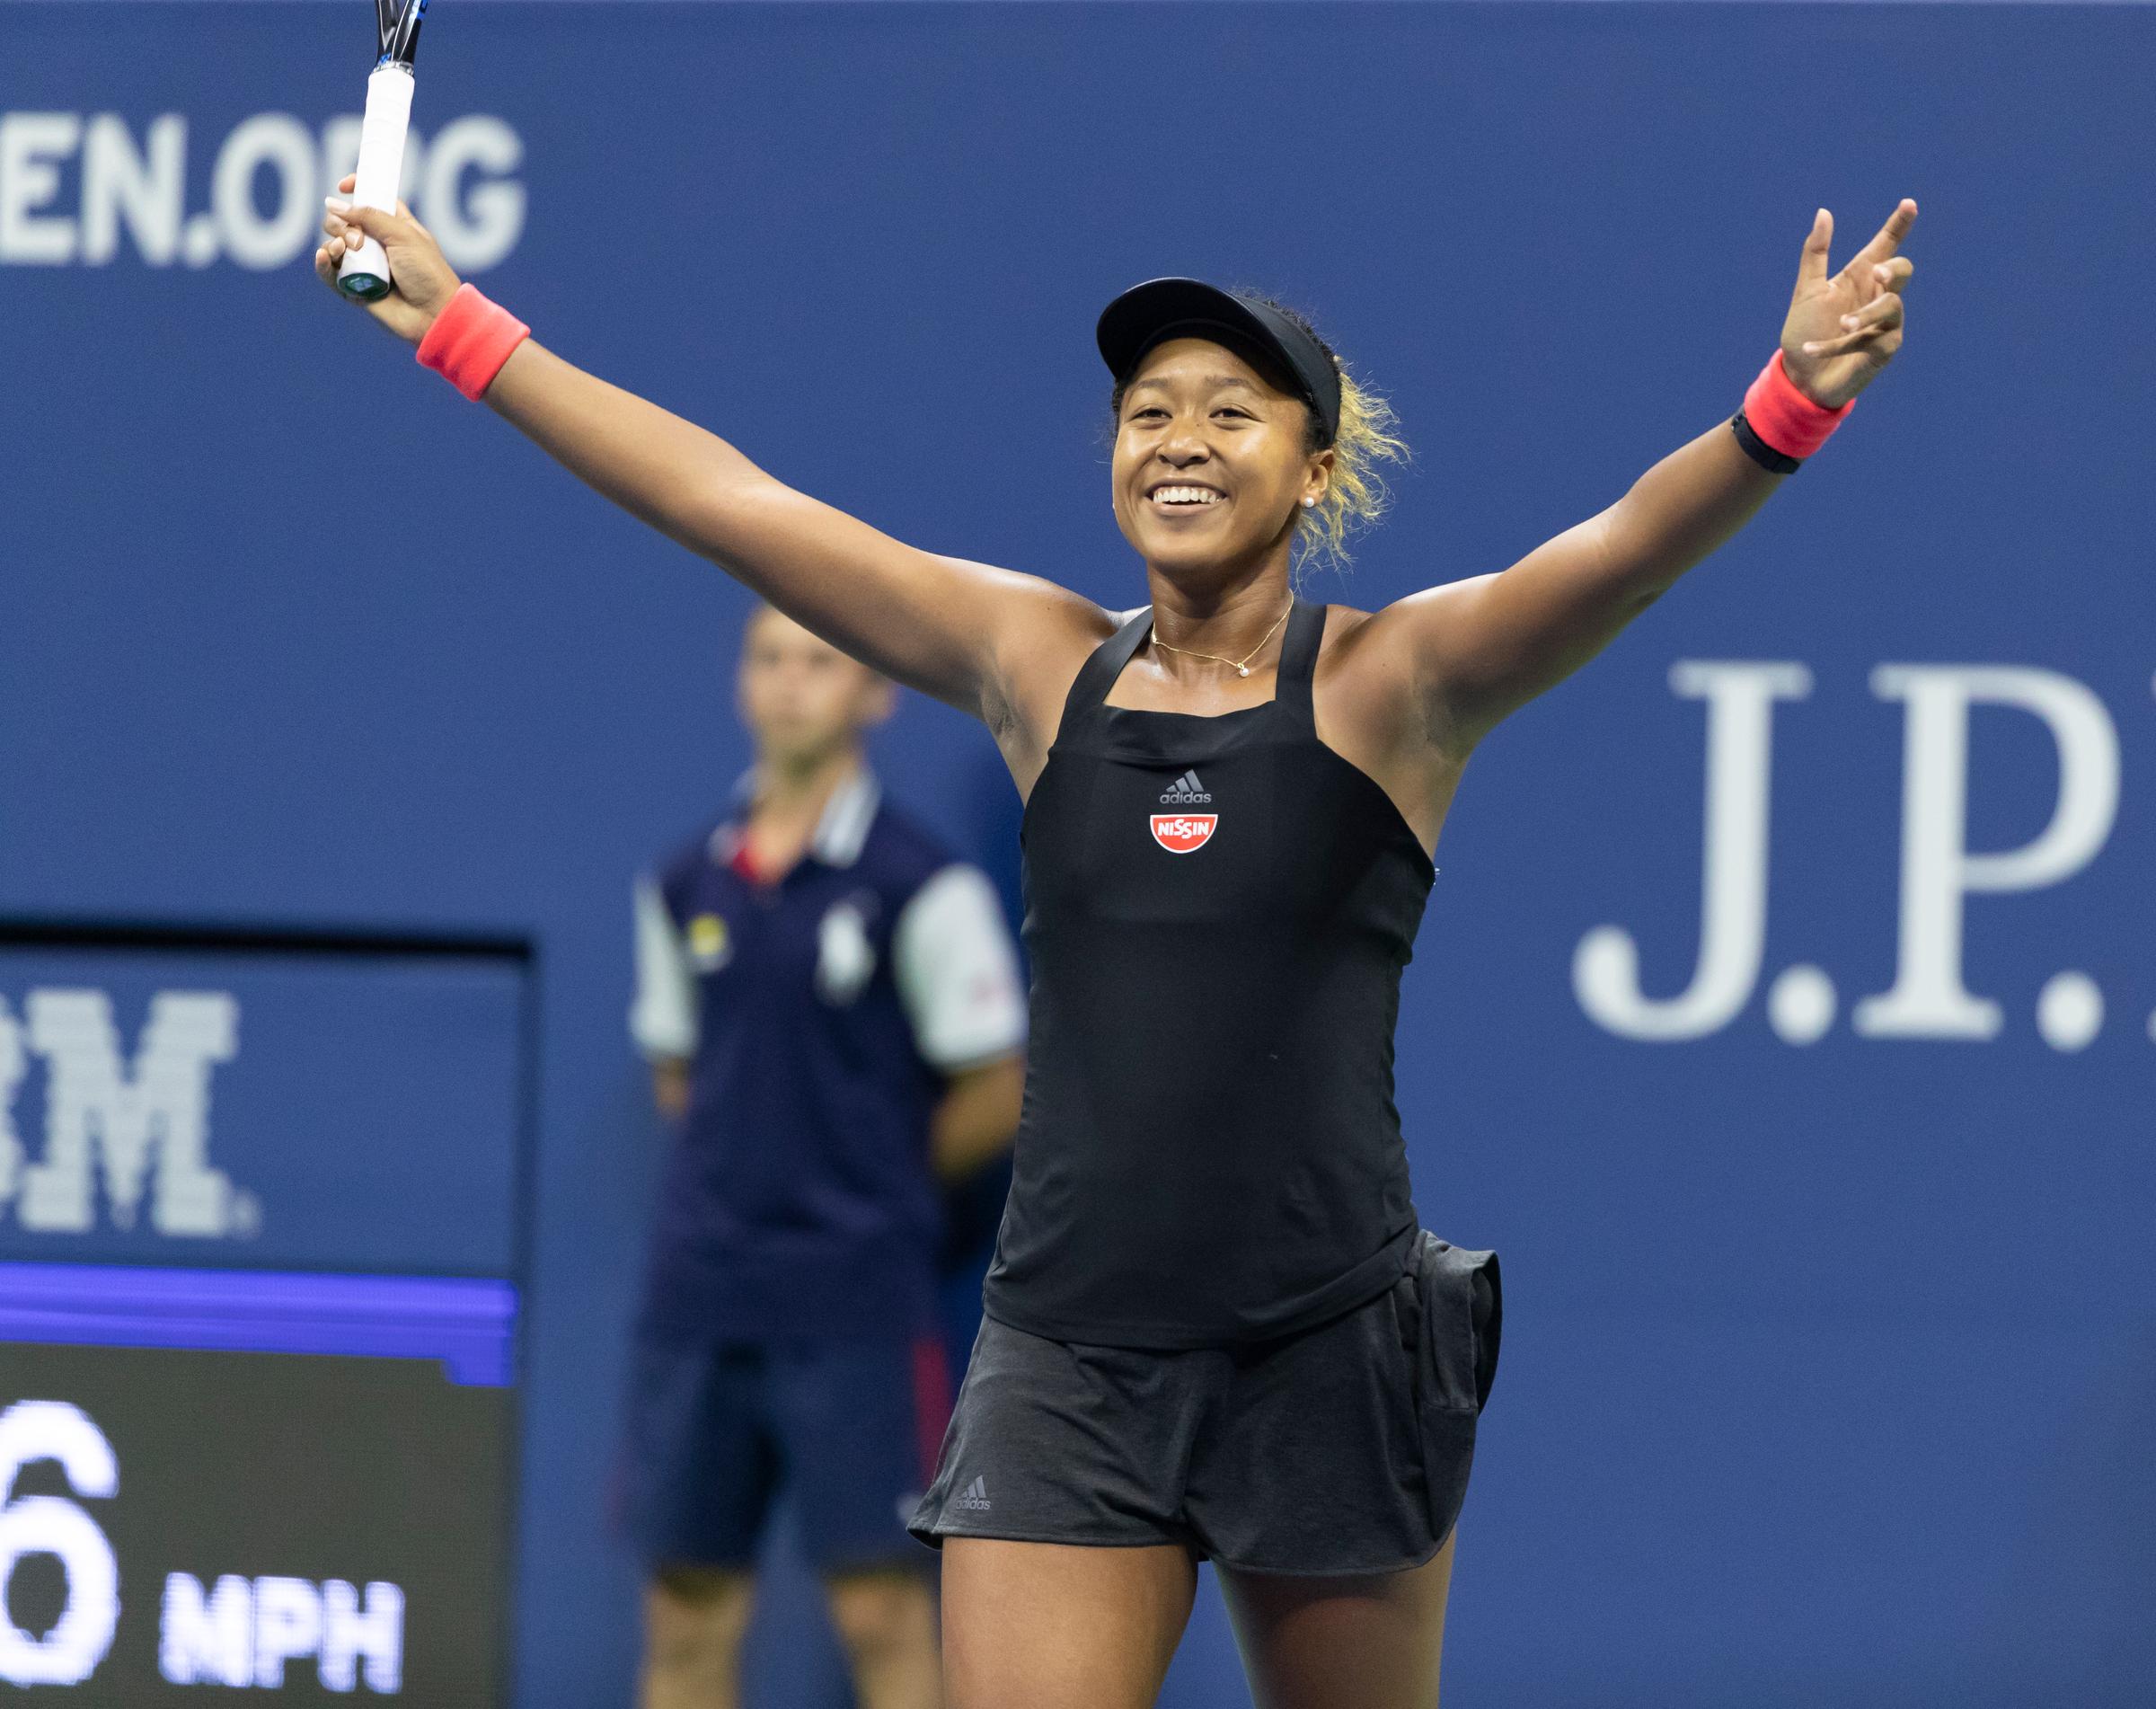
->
xmin=1742 ymin=349 xmax=1853 ymax=460
xmin=415 ymin=282 xmax=531 ymax=401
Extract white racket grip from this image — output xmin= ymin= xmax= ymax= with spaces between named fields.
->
xmin=339 ymin=64 xmax=413 ymax=290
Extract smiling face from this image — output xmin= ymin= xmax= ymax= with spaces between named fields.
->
xmin=1110 ymin=336 xmax=1332 ymax=588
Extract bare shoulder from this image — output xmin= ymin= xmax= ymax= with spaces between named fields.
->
xmin=1309 ymin=599 xmax=1400 ymax=746
xmin=1338 ymin=574 xmax=1498 ymax=660
xmin=1318 ymin=577 xmax=1498 ymax=758
xmin=977 ymin=574 xmax=1127 ymax=791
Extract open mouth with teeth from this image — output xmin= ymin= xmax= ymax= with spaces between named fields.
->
xmin=1146 ymin=483 xmax=1227 ymax=512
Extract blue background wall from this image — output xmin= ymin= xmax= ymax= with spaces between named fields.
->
xmin=4 ymin=3 xmax=2152 ymax=1703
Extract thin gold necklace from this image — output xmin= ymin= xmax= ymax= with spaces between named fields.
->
xmin=1149 ymin=599 xmax=1293 ymax=678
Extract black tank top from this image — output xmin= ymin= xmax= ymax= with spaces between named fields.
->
xmin=982 ymin=595 xmax=1436 ymax=1349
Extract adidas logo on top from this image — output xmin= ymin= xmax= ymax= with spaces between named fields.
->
xmin=952 ymin=1474 xmax=993 ymax=1513
xmin=1159 ymin=769 xmax=1212 ymax=804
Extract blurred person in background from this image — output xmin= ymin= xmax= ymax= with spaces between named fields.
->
xmin=620 ymin=605 xmax=1027 ymax=1709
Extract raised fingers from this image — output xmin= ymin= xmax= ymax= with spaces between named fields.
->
xmin=1845 ymin=198 xmax=1918 ymax=274
xmin=1795 ymin=207 xmax=1834 ymax=293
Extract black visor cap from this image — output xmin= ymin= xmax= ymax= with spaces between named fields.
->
xmin=1097 ymin=279 xmax=1341 ymax=449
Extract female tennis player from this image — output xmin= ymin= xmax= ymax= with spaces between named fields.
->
xmin=318 ymin=183 xmax=1915 ymax=1708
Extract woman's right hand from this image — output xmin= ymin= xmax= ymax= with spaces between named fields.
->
xmin=314 ymin=173 xmax=463 ymax=345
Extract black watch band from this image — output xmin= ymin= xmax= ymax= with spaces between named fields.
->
xmin=1730 ymin=409 xmax=1802 ymax=474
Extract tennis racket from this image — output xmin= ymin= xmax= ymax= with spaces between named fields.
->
xmin=337 ymin=0 xmax=428 ymax=302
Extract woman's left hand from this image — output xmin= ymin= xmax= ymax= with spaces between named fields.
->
xmin=1780 ymin=198 xmax=1918 ymax=409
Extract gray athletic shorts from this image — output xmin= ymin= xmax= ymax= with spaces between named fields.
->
xmin=908 ymin=1230 xmax=1500 ymax=1574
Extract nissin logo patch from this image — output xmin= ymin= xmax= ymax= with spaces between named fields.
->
xmin=1151 ymin=814 xmax=1217 ymax=854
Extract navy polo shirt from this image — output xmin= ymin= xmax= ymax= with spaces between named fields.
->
xmin=629 ymin=768 xmax=1025 ymax=1343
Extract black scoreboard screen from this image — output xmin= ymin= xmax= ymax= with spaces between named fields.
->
xmin=2 ymin=934 xmax=530 ymax=1705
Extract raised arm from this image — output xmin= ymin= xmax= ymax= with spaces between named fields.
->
xmin=475 ymin=338 xmax=1077 ymax=718
xmin=316 ymin=187 xmax=1094 ymax=726
xmin=1369 ymin=199 xmax=1917 ymax=757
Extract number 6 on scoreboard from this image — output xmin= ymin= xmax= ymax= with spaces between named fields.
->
xmin=0 ymin=1401 xmax=119 ymax=1687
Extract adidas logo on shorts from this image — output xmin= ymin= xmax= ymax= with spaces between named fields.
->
xmin=1159 ymin=769 xmax=1213 ymax=804
xmin=951 ymin=1474 xmax=993 ymax=1513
